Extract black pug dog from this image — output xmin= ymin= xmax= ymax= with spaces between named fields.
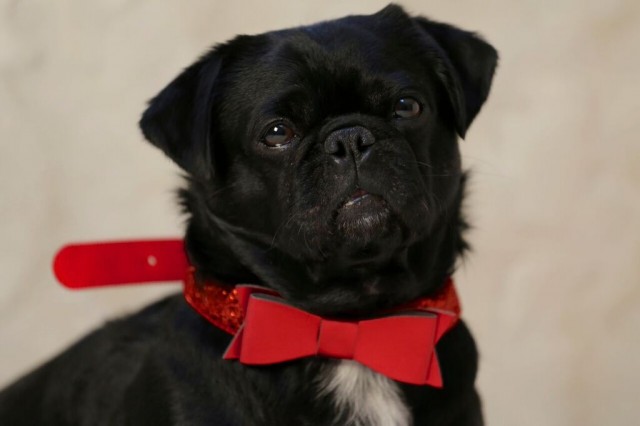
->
xmin=0 ymin=5 xmax=497 ymax=425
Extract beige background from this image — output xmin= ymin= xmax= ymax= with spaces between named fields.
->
xmin=1 ymin=0 xmax=639 ymax=425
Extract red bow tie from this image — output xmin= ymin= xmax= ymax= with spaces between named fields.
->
xmin=54 ymin=240 xmax=461 ymax=387
xmin=221 ymin=286 xmax=456 ymax=386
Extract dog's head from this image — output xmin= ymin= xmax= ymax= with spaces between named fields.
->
xmin=140 ymin=5 xmax=497 ymax=315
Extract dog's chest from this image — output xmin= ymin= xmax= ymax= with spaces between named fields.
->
xmin=316 ymin=360 xmax=411 ymax=426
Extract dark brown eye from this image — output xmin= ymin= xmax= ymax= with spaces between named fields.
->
xmin=263 ymin=123 xmax=296 ymax=147
xmin=393 ymin=97 xmax=421 ymax=119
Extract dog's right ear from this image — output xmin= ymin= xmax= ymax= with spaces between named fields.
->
xmin=414 ymin=18 xmax=498 ymax=138
xmin=139 ymin=51 xmax=221 ymax=180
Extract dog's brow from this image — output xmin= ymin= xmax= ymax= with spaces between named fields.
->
xmin=387 ymin=71 xmax=415 ymax=87
xmin=260 ymin=87 xmax=312 ymax=118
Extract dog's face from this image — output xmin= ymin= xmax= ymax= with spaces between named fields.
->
xmin=140 ymin=5 xmax=497 ymax=315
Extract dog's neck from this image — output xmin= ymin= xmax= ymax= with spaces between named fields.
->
xmin=180 ymin=174 xmax=468 ymax=313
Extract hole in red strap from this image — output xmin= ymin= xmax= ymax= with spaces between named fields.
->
xmin=147 ymin=255 xmax=157 ymax=267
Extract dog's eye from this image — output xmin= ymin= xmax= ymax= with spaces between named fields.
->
xmin=262 ymin=123 xmax=296 ymax=147
xmin=393 ymin=97 xmax=422 ymax=119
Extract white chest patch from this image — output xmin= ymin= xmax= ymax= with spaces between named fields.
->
xmin=317 ymin=360 xmax=411 ymax=426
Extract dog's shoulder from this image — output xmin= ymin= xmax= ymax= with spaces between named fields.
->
xmin=0 ymin=295 xmax=237 ymax=425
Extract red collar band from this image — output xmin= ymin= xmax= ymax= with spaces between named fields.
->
xmin=53 ymin=240 xmax=461 ymax=387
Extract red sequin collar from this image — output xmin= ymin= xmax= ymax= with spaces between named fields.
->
xmin=183 ymin=267 xmax=461 ymax=335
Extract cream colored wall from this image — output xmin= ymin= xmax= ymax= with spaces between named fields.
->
xmin=1 ymin=1 xmax=639 ymax=424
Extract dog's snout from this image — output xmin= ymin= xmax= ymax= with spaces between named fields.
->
xmin=324 ymin=126 xmax=376 ymax=161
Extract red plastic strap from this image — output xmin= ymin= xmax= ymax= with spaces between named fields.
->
xmin=53 ymin=239 xmax=188 ymax=289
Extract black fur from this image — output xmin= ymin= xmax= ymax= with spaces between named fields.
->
xmin=0 ymin=5 xmax=497 ymax=425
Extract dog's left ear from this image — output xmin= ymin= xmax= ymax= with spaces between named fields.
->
xmin=139 ymin=51 xmax=221 ymax=180
xmin=414 ymin=18 xmax=498 ymax=138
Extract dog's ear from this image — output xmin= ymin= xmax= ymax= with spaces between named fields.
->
xmin=414 ymin=18 xmax=498 ymax=138
xmin=139 ymin=50 xmax=221 ymax=180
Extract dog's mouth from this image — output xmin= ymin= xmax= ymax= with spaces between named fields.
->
xmin=335 ymin=188 xmax=391 ymax=237
xmin=342 ymin=188 xmax=372 ymax=207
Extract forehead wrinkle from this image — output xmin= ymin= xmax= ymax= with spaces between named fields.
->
xmin=264 ymin=37 xmax=399 ymax=119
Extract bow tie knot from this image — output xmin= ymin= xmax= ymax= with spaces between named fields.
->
xmin=317 ymin=319 xmax=359 ymax=359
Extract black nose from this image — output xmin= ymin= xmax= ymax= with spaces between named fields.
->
xmin=324 ymin=126 xmax=376 ymax=161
